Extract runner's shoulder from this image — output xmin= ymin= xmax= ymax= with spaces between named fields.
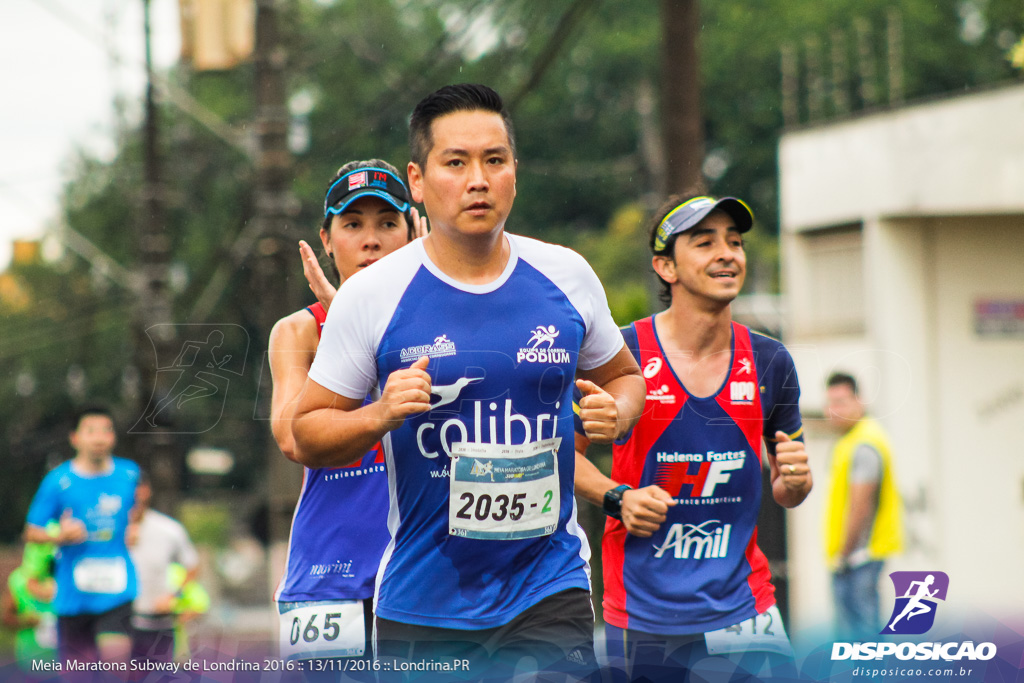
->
xmin=270 ymin=308 xmax=319 ymax=352
xmin=111 ymin=457 xmax=140 ymax=478
xmin=512 ymin=233 xmax=590 ymax=269
xmin=749 ymin=327 xmax=788 ymax=351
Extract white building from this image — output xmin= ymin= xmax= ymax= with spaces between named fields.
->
xmin=779 ymin=82 xmax=1024 ymax=636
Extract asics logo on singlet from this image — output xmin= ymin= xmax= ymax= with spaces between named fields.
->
xmin=400 ymin=334 xmax=457 ymax=362
xmin=518 ymin=325 xmax=570 ymax=364
xmin=653 ymin=520 xmax=732 ymax=559
xmin=416 ymin=397 xmax=562 ymax=459
xmin=643 ymin=357 xmax=662 ymax=378
xmin=646 ymin=384 xmax=676 ymax=404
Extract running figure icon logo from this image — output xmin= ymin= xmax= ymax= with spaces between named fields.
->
xmin=528 ymin=325 xmax=560 ymax=348
xmin=881 ymin=571 xmax=950 ymax=635
xmin=131 ymin=324 xmax=249 ymax=434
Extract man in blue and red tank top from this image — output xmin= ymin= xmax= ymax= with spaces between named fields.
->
xmin=575 ymin=194 xmax=814 ymax=683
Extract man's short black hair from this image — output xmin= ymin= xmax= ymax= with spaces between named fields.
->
xmin=826 ymin=372 xmax=859 ymax=395
xmin=71 ymin=404 xmax=115 ymax=431
xmin=408 ymin=84 xmax=516 ymax=169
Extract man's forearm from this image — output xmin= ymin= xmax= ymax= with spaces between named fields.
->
xmin=23 ymin=524 xmax=55 ymax=545
xmin=292 ymin=403 xmax=393 ymax=468
xmin=575 ymin=451 xmax=618 ymax=507
xmin=840 ymin=482 xmax=877 ymax=555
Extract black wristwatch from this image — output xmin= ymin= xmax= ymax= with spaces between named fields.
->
xmin=603 ymin=484 xmax=632 ymax=520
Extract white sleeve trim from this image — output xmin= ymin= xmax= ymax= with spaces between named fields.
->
xmin=308 ymin=244 xmax=423 ymax=400
xmin=511 ymin=234 xmax=623 ymax=371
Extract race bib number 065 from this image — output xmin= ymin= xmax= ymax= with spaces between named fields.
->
xmin=278 ymin=600 xmax=365 ymax=660
xmin=449 ymin=438 xmax=561 ymax=540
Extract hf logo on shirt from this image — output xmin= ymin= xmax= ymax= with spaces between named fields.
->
xmin=517 ymin=325 xmax=570 ymax=364
xmin=654 ymin=450 xmax=748 ymax=499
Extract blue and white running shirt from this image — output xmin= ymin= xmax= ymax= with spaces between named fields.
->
xmin=308 ymin=234 xmax=624 ymax=629
xmin=25 ymin=458 xmax=139 ymax=616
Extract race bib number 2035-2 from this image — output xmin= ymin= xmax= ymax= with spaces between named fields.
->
xmin=449 ymin=438 xmax=561 ymax=540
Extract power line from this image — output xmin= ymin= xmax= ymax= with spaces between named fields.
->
xmin=0 ymin=299 xmax=136 ymax=362
xmin=508 ymin=0 xmax=599 ymax=111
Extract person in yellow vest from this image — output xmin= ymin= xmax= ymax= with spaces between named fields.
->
xmin=824 ymin=372 xmax=903 ymax=639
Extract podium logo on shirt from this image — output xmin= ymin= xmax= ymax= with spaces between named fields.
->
xmin=653 ymin=520 xmax=732 ymax=559
xmin=517 ymin=325 xmax=570 ymax=364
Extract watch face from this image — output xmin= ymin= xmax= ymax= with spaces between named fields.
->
xmin=604 ymin=487 xmax=625 ymax=518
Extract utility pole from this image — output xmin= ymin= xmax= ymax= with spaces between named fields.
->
xmin=133 ymin=0 xmax=180 ymax=514
xmin=251 ymin=0 xmax=302 ymax=567
xmin=660 ymin=0 xmax=705 ymax=195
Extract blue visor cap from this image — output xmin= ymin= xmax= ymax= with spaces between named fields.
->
xmin=653 ymin=196 xmax=754 ymax=252
xmin=324 ymin=167 xmax=411 ymax=217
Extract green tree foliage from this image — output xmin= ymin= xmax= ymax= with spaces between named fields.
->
xmin=2 ymin=0 xmax=1021 ymax=540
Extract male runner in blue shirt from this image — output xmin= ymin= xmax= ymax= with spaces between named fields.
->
xmin=24 ymin=405 xmax=139 ymax=665
xmin=292 ymin=84 xmax=645 ymax=680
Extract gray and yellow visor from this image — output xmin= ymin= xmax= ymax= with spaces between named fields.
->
xmin=653 ymin=196 xmax=754 ymax=252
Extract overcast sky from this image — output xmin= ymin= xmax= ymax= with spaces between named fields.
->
xmin=0 ymin=0 xmax=180 ymax=270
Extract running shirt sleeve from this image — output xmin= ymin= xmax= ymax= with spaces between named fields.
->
xmin=172 ymin=521 xmax=201 ymax=571
xmin=514 ymin=236 xmax=624 ymax=371
xmin=751 ymin=332 xmax=804 ymax=451
xmin=25 ymin=469 xmax=62 ymax=529
xmin=574 ymin=323 xmax=639 ymax=438
xmin=850 ymin=444 xmax=883 ymax=484
xmin=308 ymin=246 xmax=422 ymax=400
